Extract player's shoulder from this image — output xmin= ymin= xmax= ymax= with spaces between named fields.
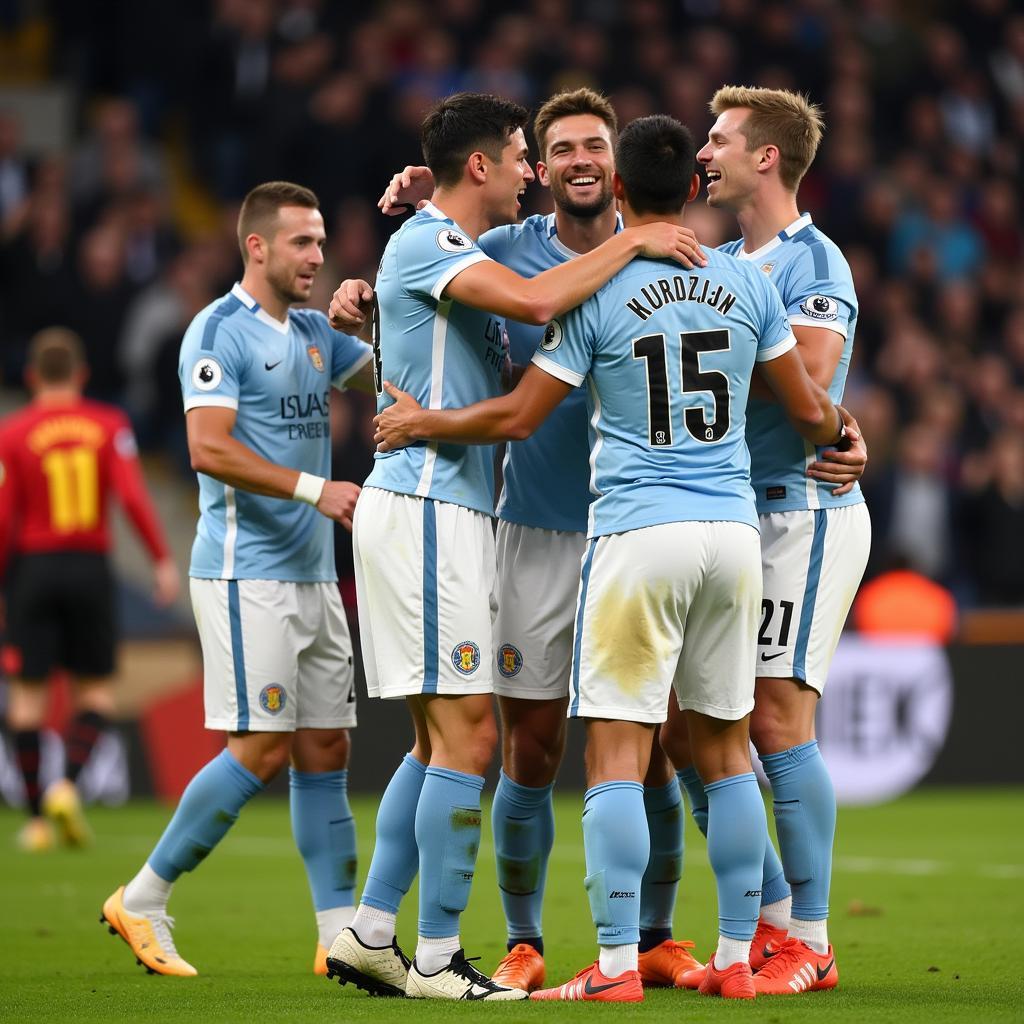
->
xmin=396 ymin=203 xmax=476 ymax=255
xmin=780 ymin=219 xmax=853 ymax=283
xmin=479 ymin=213 xmax=549 ymax=258
xmin=289 ymin=306 xmax=329 ymax=333
xmin=181 ymin=290 xmax=249 ymax=352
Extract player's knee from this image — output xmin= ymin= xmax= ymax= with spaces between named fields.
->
xmin=292 ymin=728 xmax=350 ymax=773
xmin=750 ymin=704 xmax=797 ymax=755
xmin=658 ymin=719 xmax=691 ymax=771
xmin=465 ymin=717 xmax=498 ymax=775
xmin=506 ymin=722 xmax=564 ymax=786
xmin=243 ymin=739 xmax=292 ymax=782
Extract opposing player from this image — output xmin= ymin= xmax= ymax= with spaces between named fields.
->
xmin=670 ymin=86 xmax=871 ymax=996
xmin=372 ymin=88 xmax=703 ymax=991
xmin=374 ymin=114 xmax=856 ymax=1002
xmin=1 ymin=328 xmax=179 ymax=852
xmin=102 ymin=181 xmax=373 ymax=977
xmin=322 ymin=92 xmax=700 ymax=1001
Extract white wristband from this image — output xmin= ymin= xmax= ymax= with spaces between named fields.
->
xmin=293 ymin=472 xmax=326 ymax=506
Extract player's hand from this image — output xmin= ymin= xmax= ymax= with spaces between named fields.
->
xmin=329 ymin=279 xmax=374 ymax=331
xmin=807 ymin=406 xmax=867 ymax=495
xmin=374 ymin=381 xmax=423 ymax=452
xmin=152 ymin=557 xmax=181 ymax=607
xmin=627 ymin=223 xmax=707 ymax=268
xmin=379 ymin=165 xmax=435 ymax=216
xmin=317 ymin=480 xmax=361 ymax=531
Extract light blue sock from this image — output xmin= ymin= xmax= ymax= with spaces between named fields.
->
xmin=289 ymin=768 xmax=356 ymax=911
xmin=639 ymin=778 xmax=684 ymax=937
xmin=677 ymin=766 xmax=708 ymax=837
xmin=582 ymin=781 xmax=649 ymax=946
xmin=678 ymin=766 xmax=790 ymax=908
xmin=414 ymin=766 xmax=484 ymax=938
xmin=148 ymin=749 xmax=263 ymax=881
xmin=705 ymin=772 xmax=767 ymax=940
xmin=761 ymin=740 xmax=834 ymax=921
xmin=361 ymin=754 xmax=427 ymax=914
xmin=492 ymin=770 xmax=554 ymax=944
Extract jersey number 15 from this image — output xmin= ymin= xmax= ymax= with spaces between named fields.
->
xmin=632 ymin=328 xmax=732 ymax=447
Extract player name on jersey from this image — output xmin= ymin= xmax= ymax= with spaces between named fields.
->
xmin=625 ymin=274 xmax=737 ymax=321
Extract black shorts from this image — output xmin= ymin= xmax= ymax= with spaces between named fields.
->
xmin=6 ymin=552 xmax=116 ymax=680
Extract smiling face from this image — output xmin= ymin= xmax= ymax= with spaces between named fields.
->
xmin=260 ymin=205 xmax=326 ymax=304
xmin=482 ymin=126 xmax=536 ymax=228
xmin=539 ymin=113 xmax=616 ymax=218
xmin=697 ymin=107 xmax=763 ymax=212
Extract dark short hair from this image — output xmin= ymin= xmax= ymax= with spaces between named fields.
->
xmin=421 ymin=93 xmax=530 ymax=188
xmin=28 ymin=327 xmax=86 ymax=383
xmin=237 ymin=181 xmax=319 ymax=261
xmin=615 ymin=115 xmax=696 ymax=215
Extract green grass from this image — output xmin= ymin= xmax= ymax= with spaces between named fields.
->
xmin=3 ymin=789 xmax=1022 ymax=1022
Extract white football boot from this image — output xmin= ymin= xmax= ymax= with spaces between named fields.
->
xmin=324 ymin=926 xmax=410 ymax=997
xmin=405 ymin=949 xmax=529 ymax=1000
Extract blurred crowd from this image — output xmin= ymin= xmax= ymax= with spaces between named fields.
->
xmin=0 ymin=0 xmax=1022 ymax=605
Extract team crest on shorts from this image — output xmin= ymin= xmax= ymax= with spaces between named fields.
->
xmin=497 ymin=644 xmax=523 ymax=678
xmin=307 ymin=345 xmax=325 ymax=372
xmin=451 ymin=641 xmax=481 ymax=675
xmin=259 ymin=683 xmax=287 ymax=714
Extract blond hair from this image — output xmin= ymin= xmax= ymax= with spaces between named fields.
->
xmin=533 ymin=88 xmax=618 ymax=160
xmin=710 ymin=86 xmax=824 ymax=191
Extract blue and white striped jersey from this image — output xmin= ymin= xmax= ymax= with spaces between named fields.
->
xmin=720 ymin=213 xmax=864 ymax=513
xmin=365 ymin=202 xmax=505 ymax=515
xmin=480 ymin=213 xmax=608 ymax=534
xmin=179 ymin=283 xmax=371 ymax=581
xmin=533 ymin=248 xmax=796 ymax=538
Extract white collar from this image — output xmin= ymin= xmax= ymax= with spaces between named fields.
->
xmin=231 ymin=282 xmax=290 ymax=335
xmin=734 ymin=213 xmax=813 ymax=262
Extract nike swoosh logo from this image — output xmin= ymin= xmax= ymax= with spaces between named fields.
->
xmin=760 ymin=651 xmax=786 ymax=662
xmin=264 ymin=360 xmax=282 ymax=371
xmin=584 ymin=976 xmax=627 ymax=996
xmin=817 ymin=958 xmax=835 ymax=981
xmin=761 ymin=945 xmax=777 ymax=960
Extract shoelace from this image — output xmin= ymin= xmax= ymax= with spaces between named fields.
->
xmin=664 ymin=940 xmax=697 ymax=960
xmin=148 ymin=914 xmax=181 ymax=958
xmin=390 ymin=938 xmax=412 ymax=970
xmin=752 ymin=938 xmax=806 ymax=979
xmin=499 ymin=948 xmax=537 ymax=969
xmin=449 ymin=953 xmax=504 ymax=991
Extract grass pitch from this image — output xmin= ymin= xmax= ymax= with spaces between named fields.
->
xmin=2 ymin=788 xmax=1022 ymax=1022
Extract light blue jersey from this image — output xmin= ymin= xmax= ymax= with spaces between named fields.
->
xmin=481 ymin=213 xmax=616 ymax=534
xmin=533 ymin=249 xmax=795 ymax=538
xmin=720 ymin=213 xmax=864 ymax=513
xmin=366 ymin=202 xmax=504 ymax=516
xmin=180 ymin=283 xmax=371 ymax=581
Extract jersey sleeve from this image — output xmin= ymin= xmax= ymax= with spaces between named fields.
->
xmin=179 ymin=318 xmax=249 ymax=412
xmin=303 ymin=311 xmax=372 ymax=390
xmin=781 ymin=247 xmax=855 ymax=338
xmin=529 ymin=300 xmax=596 ymax=387
xmin=477 ymin=224 xmax=516 ymax=264
xmin=753 ymin=270 xmax=798 ymax=363
xmin=397 ymin=219 xmax=491 ymax=301
xmin=107 ymin=412 xmax=171 ymax=562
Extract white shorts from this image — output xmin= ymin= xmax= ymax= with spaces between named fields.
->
xmin=757 ymin=503 xmax=871 ymax=693
xmin=191 ymin=578 xmax=356 ymax=733
xmin=353 ymin=488 xmax=497 ymax=699
xmin=493 ymin=521 xmax=587 ymax=700
xmin=569 ymin=521 xmax=762 ymax=724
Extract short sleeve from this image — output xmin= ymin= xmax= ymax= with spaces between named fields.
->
xmin=397 ymin=219 xmax=491 ymax=301
xmin=179 ymin=319 xmax=247 ymax=412
xmin=530 ymin=301 xmax=596 ymax=387
xmin=782 ymin=251 xmax=854 ymax=338
xmin=754 ymin=271 xmax=798 ymax=363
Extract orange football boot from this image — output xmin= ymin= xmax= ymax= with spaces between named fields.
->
xmin=697 ymin=952 xmax=756 ymax=999
xmin=491 ymin=943 xmax=546 ymax=992
xmin=749 ymin=916 xmax=789 ymax=971
xmin=637 ymin=939 xmax=703 ymax=987
xmin=530 ymin=961 xmax=643 ymax=1002
xmin=752 ymin=937 xmax=838 ymax=995
xmin=100 ymin=886 xmax=197 ymax=977
xmin=314 ymin=943 xmax=329 ymax=976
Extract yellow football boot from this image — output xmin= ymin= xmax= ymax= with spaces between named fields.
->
xmin=43 ymin=779 xmax=92 ymax=847
xmin=100 ymin=886 xmax=198 ymax=977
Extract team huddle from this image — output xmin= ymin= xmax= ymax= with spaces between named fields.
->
xmin=96 ymin=84 xmax=869 ymax=1003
